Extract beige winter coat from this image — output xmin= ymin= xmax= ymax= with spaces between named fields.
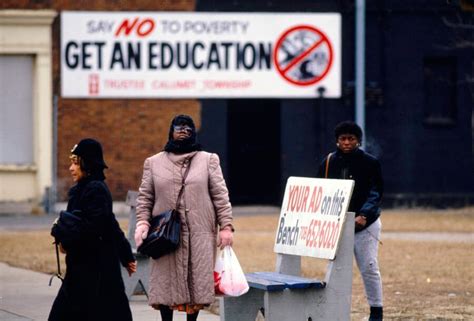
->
xmin=136 ymin=151 xmax=233 ymax=306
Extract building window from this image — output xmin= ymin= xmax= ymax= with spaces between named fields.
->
xmin=423 ymin=56 xmax=457 ymax=126
xmin=0 ymin=55 xmax=34 ymax=165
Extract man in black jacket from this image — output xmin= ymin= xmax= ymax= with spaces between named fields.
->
xmin=317 ymin=121 xmax=384 ymax=321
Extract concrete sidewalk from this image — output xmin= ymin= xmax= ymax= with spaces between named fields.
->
xmin=0 ymin=262 xmax=220 ymax=321
xmin=0 ymin=205 xmax=277 ymax=321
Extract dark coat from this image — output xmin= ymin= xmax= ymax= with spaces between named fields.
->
xmin=49 ymin=175 xmax=134 ymax=321
xmin=317 ymin=148 xmax=384 ymax=231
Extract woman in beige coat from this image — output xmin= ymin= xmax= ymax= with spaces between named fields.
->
xmin=135 ymin=115 xmax=234 ymax=321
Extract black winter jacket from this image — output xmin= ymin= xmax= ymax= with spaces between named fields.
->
xmin=49 ymin=175 xmax=134 ymax=321
xmin=317 ymin=148 xmax=384 ymax=231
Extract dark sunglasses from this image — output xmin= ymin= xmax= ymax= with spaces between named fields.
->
xmin=173 ymin=125 xmax=193 ymax=134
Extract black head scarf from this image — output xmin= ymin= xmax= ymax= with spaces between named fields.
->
xmin=164 ymin=115 xmax=202 ymax=154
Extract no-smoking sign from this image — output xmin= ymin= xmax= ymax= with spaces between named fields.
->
xmin=274 ymin=25 xmax=334 ymax=86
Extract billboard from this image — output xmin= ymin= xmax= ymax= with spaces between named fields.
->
xmin=61 ymin=11 xmax=341 ymax=98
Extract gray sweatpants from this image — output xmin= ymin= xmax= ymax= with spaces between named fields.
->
xmin=354 ymin=217 xmax=383 ymax=307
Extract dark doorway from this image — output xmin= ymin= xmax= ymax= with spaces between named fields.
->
xmin=227 ymin=99 xmax=281 ymax=205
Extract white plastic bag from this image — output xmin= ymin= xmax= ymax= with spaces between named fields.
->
xmin=214 ymin=246 xmax=249 ymax=296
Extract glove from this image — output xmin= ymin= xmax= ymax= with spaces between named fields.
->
xmin=134 ymin=221 xmax=150 ymax=248
xmin=218 ymin=226 xmax=234 ymax=250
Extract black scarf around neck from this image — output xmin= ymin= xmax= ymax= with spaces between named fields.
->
xmin=164 ymin=137 xmax=202 ymax=154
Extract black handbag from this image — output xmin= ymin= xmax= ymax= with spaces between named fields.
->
xmin=138 ymin=157 xmax=193 ymax=259
xmin=137 ymin=209 xmax=181 ymax=259
xmin=51 ymin=210 xmax=85 ymax=248
xmin=49 ymin=210 xmax=83 ymax=285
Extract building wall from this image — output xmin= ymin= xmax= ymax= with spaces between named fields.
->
xmin=1 ymin=1 xmax=199 ymax=203
xmin=56 ymin=99 xmax=200 ymax=201
xmin=197 ymin=0 xmax=474 ymax=206
xmin=1 ymin=0 xmax=472 ymax=207
xmin=0 ymin=10 xmax=56 ymax=208
xmin=363 ymin=2 xmax=474 ymax=205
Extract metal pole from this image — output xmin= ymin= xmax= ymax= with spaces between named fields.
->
xmin=317 ymin=87 xmax=326 ymax=152
xmin=355 ymin=0 xmax=366 ymax=147
xmin=50 ymin=94 xmax=58 ymax=214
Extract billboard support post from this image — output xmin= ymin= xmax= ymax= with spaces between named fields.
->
xmin=355 ymin=0 xmax=366 ymax=147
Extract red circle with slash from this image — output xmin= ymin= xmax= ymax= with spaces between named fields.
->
xmin=273 ymin=25 xmax=334 ymax=86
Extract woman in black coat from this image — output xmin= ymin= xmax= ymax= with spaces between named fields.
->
xmin=49 ymin=138 xmax=136 ymax=321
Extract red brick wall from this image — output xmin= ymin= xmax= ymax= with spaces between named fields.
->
xmin=56 ymin=99 xmax=201 ymax=201
xmin=1 ymin=0 xmax=199 ymax=201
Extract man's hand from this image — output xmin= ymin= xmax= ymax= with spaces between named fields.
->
xmin=355 ymin=215 xmax=367 ymax=231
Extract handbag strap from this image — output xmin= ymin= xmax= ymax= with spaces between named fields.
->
xmin=49 ymin=241 xmax=64 ymax=286
xmin=325 ymin=152 xmax=333 ymax=178
xmin=174 ymin=156 xmax=194 ymax=210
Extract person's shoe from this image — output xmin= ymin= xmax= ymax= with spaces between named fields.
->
xmin=368 ymin=306 xmax=383 ymax=321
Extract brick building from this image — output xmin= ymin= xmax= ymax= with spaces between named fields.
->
xmin=1 ymin=1 xmax=200 ymax=208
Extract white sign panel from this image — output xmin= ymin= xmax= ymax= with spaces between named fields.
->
xmin=61 ymin=11 xmax=341 ymax=98
xmin=274 ymin=177 xmax=354 ymax=260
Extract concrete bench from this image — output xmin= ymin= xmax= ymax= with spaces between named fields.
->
xmin=220 ymin=177 xmax=355 ymax=321
xmin=121 ymin=190 xmax=149 ymax=299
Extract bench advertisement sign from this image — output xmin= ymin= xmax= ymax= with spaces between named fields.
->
xmin=274 ymin=177 xmax=354 ymax=260
xmin=61 ymin=11 xmax=341 ymax=98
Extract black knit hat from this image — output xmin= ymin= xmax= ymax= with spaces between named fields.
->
xmin=71 ymin=138 xmax=108 ymax=171
xmin=334 ymin=121 xmax=363 ymax=142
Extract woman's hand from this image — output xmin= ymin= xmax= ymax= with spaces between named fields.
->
xmin=59 ymin=243 xmax=66 ymax=254
xmin=126 ymin=261 xmax=137 ymax=276
xmin=134 ymin=221 xmax=150 ymax=248
xmin=218 ymin=226 xmax=234 ymax=249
